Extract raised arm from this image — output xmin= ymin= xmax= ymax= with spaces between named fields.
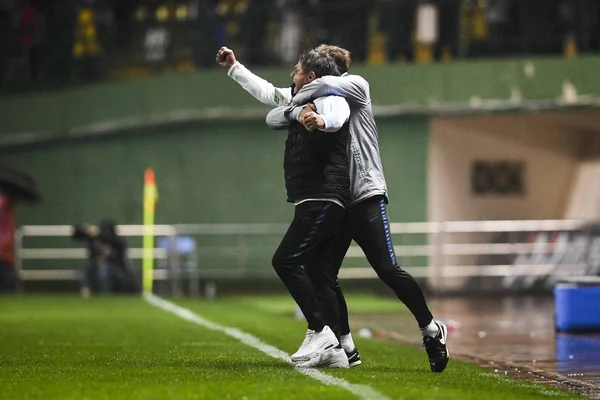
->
xmin=293 ymin=75 xmax=370 ymax=107
xmin=217 ymin=46 xmax=292 ymax=107
xmin=228 ymin=62 xmax=293 ymax=106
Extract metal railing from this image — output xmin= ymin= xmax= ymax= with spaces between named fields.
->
xmin=15 ymin=219 xmax=600 ymax=295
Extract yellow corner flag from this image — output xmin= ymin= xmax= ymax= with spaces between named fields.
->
xmin=143 ymin=168 xmax=158 ymax=294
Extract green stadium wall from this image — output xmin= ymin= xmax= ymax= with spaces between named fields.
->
xmin=3 ymin=117 xmax=428 ymax=272
xmin=4 ymin=116 xmax=428 ymax=226
xmin=2 ymin=56 xmax=600 ymax=140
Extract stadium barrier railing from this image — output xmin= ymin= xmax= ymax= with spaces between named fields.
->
xmin=15 ymin=219 xmax=600 ymax=295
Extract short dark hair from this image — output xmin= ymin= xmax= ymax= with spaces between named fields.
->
xmin=315 ymin=44 xmax=352 ymax=74
xmin=298 ymin=49 xmax=341 ymax=79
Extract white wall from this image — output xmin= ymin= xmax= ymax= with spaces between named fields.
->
xmin=565 ymin=161 xmax=600 ymax=219
xmin=429 ymin=113 xmax=584 ymax=222
xmin=427 ymin=110 xmax=600 ymax=291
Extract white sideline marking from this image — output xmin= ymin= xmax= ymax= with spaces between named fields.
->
xmin=144 ymin=293 xmax=390 ymax=400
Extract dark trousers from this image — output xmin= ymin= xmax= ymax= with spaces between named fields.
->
xmin=272 ymin=201 xmax=346 ymax=332
xmin=315 ymin=195 xmax=434 ymax=334
xmin=0 ymin=258 xmax=18 ymax=293
xmin=81 ymin=260 xmax=139 ymax=294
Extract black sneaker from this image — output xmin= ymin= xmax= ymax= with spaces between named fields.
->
xmin=422 ymin=322 xmax=449 ymax=373
xmin=345 ymin=347 xmax=362 ymax=367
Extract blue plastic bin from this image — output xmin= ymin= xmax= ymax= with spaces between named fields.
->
xmin=554 ymin=277 xmax=600 ymax=332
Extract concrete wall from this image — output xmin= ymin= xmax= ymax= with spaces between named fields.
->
xmin=427 ymin=110 xmax=600 ymax=290
xmin=428 ymin=112 xmax=598 ymax=222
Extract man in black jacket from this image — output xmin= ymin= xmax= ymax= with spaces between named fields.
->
xmin=270 ymin=49 xmax=353 ymax=368
xmin=218 ymin=47 xmax=353 ymax=368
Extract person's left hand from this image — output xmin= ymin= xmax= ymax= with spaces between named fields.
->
xmin=303 ymin=112 xmax=325 ymax=131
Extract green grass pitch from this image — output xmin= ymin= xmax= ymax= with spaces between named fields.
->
xmin=0 ymin=294 xmax=580 ymax=399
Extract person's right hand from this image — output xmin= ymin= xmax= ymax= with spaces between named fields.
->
xmin=298 ymin=104 xmax=317 ymax=130
xmin=303 ymin=112 xmax=325 ymax=131
xmin=216 ymin=47 xmax=237 ymax=69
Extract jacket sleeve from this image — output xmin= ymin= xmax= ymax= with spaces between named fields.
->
xmin=292 ymin=75 xmax=369 ymax=107
xmin=267 ymin=96 xmax=350 ymax=132
xmin=228 ymin=61 xmax=292 ymax=106
xmin=313 ymin=96 xmax=350 ymax=132
xmin=265 ymin=106 xmax=291 ymax=130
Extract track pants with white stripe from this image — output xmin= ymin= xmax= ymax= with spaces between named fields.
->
xmin=318 ymin=195 xmax=434 ymax=334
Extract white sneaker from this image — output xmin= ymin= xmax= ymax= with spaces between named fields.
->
xmin=291 ymin=329 xmax=317 ymax=361
xmin=291 ymin=325 xmax=339 ymax=362
xmin=296 ymin=346 xmax=349 ymax=369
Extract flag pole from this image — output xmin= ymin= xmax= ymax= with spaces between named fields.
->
xmin=143 ymin=168 xmax=158 ymax=295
